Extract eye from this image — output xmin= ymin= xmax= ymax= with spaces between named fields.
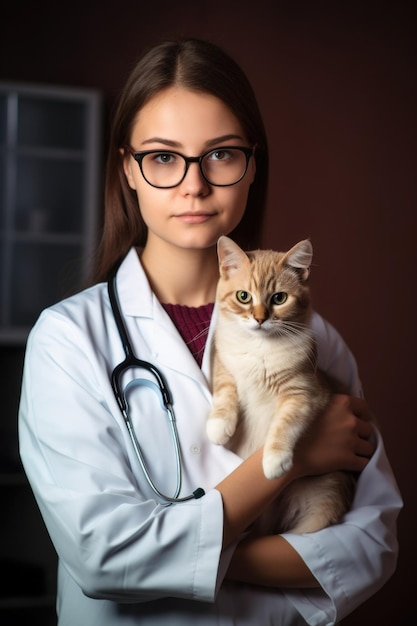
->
xmin=271 ymin=292 xmax=288 ymax=305
xmin=208 ymin=149 xmax=232 ymax=162
xmin=236 ymin=290 xmax=252 ymax=304
xmin=153 ymin=152 xmax=177 ymax=165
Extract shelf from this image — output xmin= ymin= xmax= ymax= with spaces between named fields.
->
xmin=0 ymin=594 xmax=55 ymax=609
xmin=1 ymin=231 xmax=85 ymax=244
xmin=0 ymin=329 xmax=30 ymax=344
xmin=0 ymin=472 xmax=27 ymax=486
xmin=0 ymin=81 xmax=102 ymax=343
xmin=1 ymin=145 xmax=87 ymax=160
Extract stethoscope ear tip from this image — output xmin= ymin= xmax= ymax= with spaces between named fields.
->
xmin=193 ymin=488 xmax=205 ymax=499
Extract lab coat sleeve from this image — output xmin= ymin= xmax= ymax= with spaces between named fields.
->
xmin=280 ymin=314 xmax=403 ymax=625
xmin=18 ymin=308 xmax=224 ymax=604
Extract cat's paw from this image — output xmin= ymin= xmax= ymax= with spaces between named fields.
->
xmin=262 ymin=449 xmax=293 ymax=479
xmin=206 ymin=417 xmax=235 ymax=445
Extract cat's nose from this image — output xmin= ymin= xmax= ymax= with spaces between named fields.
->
xmin=253 ymin=306 xmax=268 ymax=325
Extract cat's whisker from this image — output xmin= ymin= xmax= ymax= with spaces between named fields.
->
xmin=186 ymin=325 xmax=210 ymax=346
xmin=273 ymin=323 xmax=318 ymax=371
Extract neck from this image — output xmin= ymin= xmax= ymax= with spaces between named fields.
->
xmin=140 ymin=242 xmax=219 ymax=307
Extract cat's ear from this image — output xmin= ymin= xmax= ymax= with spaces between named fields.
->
xmin=217 ymin=236 xmax=250 ymax=278
xmin=284 ymin=239 xmax=313 ymax=281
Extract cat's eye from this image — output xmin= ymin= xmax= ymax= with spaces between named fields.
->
xmin=236 ymin=290 xmax=252 ymax=304
xmin=271 ymin=292 xmax=288 ymax=305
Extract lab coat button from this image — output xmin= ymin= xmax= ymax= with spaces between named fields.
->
xmin=190 ymin=444 xmax=201 ymax=455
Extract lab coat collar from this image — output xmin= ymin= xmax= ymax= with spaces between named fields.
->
xmin=114 ymin=248 xmax=215 ymax=389
xmin=116 ymin=248 xmax=154 ymax=318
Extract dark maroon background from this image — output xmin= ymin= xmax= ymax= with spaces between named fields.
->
xmin=1 ymin=2 xmax=415 ymax=624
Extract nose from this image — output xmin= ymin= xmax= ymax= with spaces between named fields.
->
xmin=180 ymin=162 xmax=210 ymax=196
xmin=253 ymin=305 xmax=268 ymax=325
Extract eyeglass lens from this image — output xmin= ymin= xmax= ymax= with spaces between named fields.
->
xmin=140 ymin=148 xmax=250 ymax=188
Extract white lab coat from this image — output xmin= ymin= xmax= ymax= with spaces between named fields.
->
xmin=19 ymin=248 xmax=402 ymax=626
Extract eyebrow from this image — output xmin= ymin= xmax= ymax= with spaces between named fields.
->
xmin=140 ymin=134 xmax=245 ymax=148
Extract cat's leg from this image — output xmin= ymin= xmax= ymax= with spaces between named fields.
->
xmin=262 ymin=394 xmax=318 ymax=479
xmin=206 ymin=358 xmax=239 ymax=445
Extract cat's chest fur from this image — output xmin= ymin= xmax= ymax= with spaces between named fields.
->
xmin=216 ymin=318 xmax=310 ymax=393
xmin=213 ymin=317 xmax=315 ymax=456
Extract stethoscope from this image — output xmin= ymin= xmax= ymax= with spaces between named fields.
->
xmin=108 ymin=267 xmax=205 ymax=503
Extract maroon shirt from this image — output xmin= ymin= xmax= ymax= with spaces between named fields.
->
xmin=162 ymin=303 xmax=214 ymax=367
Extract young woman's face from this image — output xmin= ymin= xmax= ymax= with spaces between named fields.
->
xmin=123 ymin=87 xmax=256 ymax=252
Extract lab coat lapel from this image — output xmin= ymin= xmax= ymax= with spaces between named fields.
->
xmin=116 ymin=249 xmax=213 ymax=393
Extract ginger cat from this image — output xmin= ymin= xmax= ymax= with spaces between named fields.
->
xmin=207 ymin=235 xmax=355 ymax=534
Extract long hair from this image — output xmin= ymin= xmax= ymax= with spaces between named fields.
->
xmin=92 ymin=38 xmax=269 ymax=283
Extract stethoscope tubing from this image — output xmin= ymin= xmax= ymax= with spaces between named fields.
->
xmin=108 ymin=266 xmax=205 ymax=502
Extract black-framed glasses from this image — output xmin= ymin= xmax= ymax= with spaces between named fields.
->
xmin=124 ymin=145 xmax=255 ymax=188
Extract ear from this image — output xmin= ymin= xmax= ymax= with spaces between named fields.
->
xmin=248 ymin=151 xmax=256 ymax=184
xmin=121 ymin=147 xmax=137 ymax=190
xmin=217 ymin=236 xmax=251 ymax=279
xmin=284 ymin=239 xmax=313 ymax=281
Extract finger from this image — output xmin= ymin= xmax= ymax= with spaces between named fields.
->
xmin=357 ymin=418 xmax=374 ymax=440
xmin=351 ymin=455 xmax=370 ymax=473
xmin=349 ymin=396 xmax=373 ymax=421
xmin=355 ymin=437 xmax=375 ymax=458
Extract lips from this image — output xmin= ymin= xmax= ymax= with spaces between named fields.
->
xmin=175 ymin=212 xmax=217 ymax=224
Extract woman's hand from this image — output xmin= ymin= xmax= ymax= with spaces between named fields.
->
xmin=291 ymin=394 xmax=375 ymax=479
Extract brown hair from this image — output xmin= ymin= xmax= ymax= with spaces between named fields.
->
xmin=92 ymin=38 xmax=269 ymax=283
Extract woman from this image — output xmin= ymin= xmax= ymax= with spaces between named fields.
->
xmin=19 ymin=38 xmax=402 ymax=625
